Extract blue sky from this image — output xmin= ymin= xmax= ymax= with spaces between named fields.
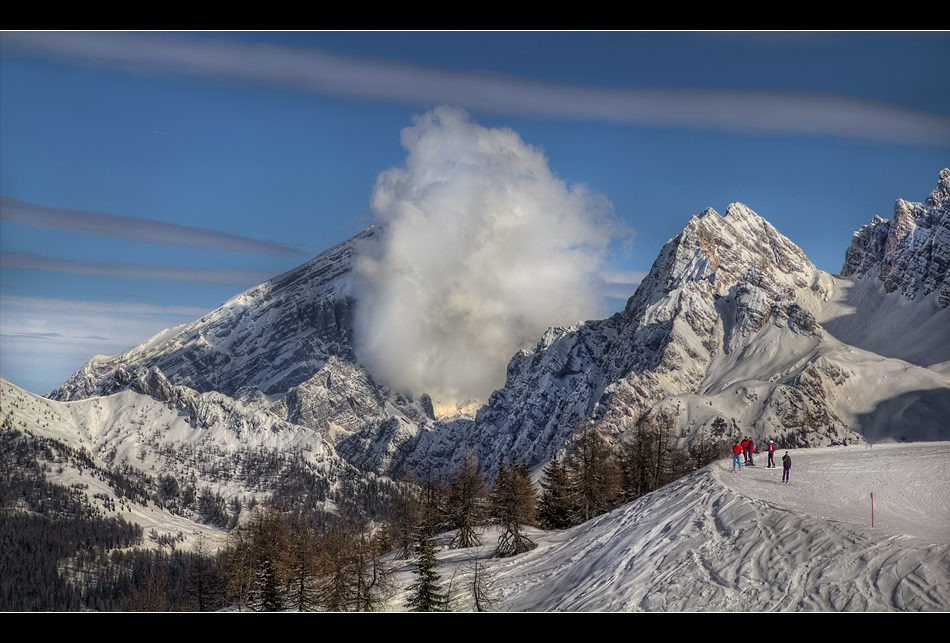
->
xmin=2 ymin=31 xmax=948 ymax=396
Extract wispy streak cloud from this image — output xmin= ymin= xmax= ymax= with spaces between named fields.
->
xmin=0 ymin=197 xmax=306 ymax=256
xmin=3 ymin=31 xmax=948 ymax=147
xmin=1 ymin=251 xmax=278 ymax=286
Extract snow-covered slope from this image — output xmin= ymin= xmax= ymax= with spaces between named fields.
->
xmin=823 ymin=166 xmax=950 ymax=370
xmin=426 ymin=442 xmax=950 ymax=612
xmin=2 ymin=374 xmax=399 ymax=546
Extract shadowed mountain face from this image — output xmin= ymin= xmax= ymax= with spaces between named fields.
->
xmin=48 ymin=171 xmax=950 ymax=480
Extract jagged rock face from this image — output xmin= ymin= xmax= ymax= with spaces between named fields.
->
xmin=625 ymin=203 xmax=814 ymax=320
xmin=270 ymin=356 xmax=435 ymax=444
xmin=44 ymin=224 xmax=441 ymax=477
xmin=842 ymin=168 xmax=950 ymax=307
xmin=50 ymin=229 xmax=374 ymax=402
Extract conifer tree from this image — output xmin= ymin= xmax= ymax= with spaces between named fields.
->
xmin=465 ymin=550 xmax=502 ymax=612
xmin=405 ymin=516 xmax=447 ymax=612
xmin=386 ymin=484 xmax=422 ymax=560
xmin=447 ymin=451 xmax=487 ymax=549
xmin=184 ymin=535 xmax=223 ymax=612
xmin=349 ymin=526 xmax=396 ymax=612
xmin=254 ymin=555 xmax=284 ymax=612
xmin=490 ymin=461 xmax=537 ymax=557
xmin=285 ymin=519 xmax=320 ymax=612
xmin=618 ymin=412 xmax=693 ymax=500
xmin=537 ymin=455 xmax=573 ymax=529
xmin=566 ymin=426 xmax=622 ymax=523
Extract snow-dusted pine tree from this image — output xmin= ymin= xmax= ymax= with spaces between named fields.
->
xmin=405 ymin=516 xmax=448 ymax=612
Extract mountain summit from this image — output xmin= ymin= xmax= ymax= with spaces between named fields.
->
xmin=51 ymin=228 xmax=372 ymax=403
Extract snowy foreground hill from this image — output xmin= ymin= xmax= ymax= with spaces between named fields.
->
xmin=409 ymin=442 xmax=949 ymax=612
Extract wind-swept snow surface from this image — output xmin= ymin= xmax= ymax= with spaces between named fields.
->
xmin=488 ymin=443 xmax=949 ymax=612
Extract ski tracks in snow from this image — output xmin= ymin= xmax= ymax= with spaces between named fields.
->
xmin=495 ymin=443 xmax=950 ymax=611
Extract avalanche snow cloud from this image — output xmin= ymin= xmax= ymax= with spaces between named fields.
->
xmin=354 ymin=107 xmax=630 ymax=405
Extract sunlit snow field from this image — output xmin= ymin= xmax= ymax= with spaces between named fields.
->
xmin=400 ymin=443 xmax=950 ymax=612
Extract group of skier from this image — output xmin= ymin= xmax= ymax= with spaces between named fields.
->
xmin=731 ymin=437 xmax=791 ymax=483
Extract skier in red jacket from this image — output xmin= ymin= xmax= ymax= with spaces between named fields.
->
xmin=732 ymin=442 xmax=743 ymax=472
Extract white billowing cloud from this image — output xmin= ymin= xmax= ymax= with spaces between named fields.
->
xmin=354 ymin=107 xmax=631 ymax=404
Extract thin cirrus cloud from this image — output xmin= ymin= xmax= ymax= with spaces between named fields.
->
xmin=1 ymin=251 xmax=279 ymax=286
xmin=3 ymin=31 xmax=949 ymax=148
xmin=0 ymin=197 xmax=307 ymax=257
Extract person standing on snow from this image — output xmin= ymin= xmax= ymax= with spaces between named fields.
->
xmin=747 ymin=438 xmax=756 ymax=466
xmin=782 ymin=451 xmax=791 ymax=484
xmin=732 ymin=442 xmax=743 ymax=472
xmin=767 ymin=440 xmax=776 ymax=468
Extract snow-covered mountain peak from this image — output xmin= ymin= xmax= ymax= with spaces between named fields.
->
xmin=40 ymin=170 xmax=950 ymax=487
xmin=50 ymin=228 xmax=375 ymax=402
xmin=467 ymin=179 xmax=950 ymax=479
xmin=627 ymin=202 xmax=814 ymax=319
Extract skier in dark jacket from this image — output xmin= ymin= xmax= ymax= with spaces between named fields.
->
xmin=782 ymin=452 xmax=791 ymax=484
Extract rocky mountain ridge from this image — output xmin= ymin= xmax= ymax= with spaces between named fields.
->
xmin=3 ymin=369 xmax=399 ymax=539
xmin=44 ymin=170 xmax=950 ymax=484
xmin=842 ymin=167 xmax=950 ymax=307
